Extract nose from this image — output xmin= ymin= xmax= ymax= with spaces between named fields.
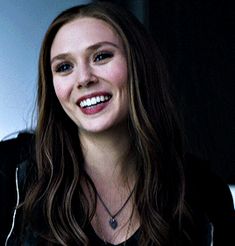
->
xmin=76 ymin=64 xmax=97 ymax=88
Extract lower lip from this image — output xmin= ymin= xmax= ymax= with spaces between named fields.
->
xmin=79 ymin=100 xmax=110 ymax=115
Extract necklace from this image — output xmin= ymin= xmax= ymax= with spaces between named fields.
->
xmin=95 ymin=201 xmax=135 ymax=246
xmin=96 ymin=186 xmax=135 ymax=230
xmin=85 ymin=178 xmax=136 ymax=245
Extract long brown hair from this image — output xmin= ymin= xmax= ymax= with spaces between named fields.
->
xmin=23 ymin=2 xmax=188 ymax=245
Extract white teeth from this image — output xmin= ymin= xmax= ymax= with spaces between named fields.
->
xmin=79 ymin=95 xmax=111 ymax=108
xmin=87 ymin=98 xmax=91 ymax=106
xmin=96 ymin=96 xmax=100 ymax=103
xmin=91 ymin=97 xmax=96 ymax=104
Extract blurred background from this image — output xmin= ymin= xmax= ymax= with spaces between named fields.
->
xmin=0 ymin=0 xmax=234 ymax=185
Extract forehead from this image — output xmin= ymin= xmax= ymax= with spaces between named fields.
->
xmin=51 ymin=17 xmax=122 ymax=55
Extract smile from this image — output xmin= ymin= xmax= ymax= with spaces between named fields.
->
xmin=79 ymin=95 xmax=112 ymax=108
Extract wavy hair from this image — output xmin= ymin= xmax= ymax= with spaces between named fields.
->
xmin=22 ymin=2 xmax=188 ymax=245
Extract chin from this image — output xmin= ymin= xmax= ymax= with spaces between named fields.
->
xmin=78 ymin=121 xmax=122 ymax=134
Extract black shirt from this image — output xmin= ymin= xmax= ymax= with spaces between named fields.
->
xmin=1 ymin=133 xmax=234 ymax=245
xmin=86 ymin=224 xmax=140 ymax=245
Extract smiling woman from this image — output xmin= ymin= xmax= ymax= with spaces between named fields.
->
xmin=1 ymin=1 xmax=234 ymax=246
xmin=50 ymin=17 xmax=128 ymax=132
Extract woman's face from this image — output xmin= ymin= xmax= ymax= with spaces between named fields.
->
xmin=50 ymin=17 xmax=128 ymax=133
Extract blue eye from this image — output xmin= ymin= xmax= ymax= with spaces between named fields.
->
xmin=94 ymin=52 xmax=113 ymax=62
xmin=55 ymin=63 xmax=73 ymax=73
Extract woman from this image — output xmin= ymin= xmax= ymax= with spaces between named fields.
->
xmin=1 ymin=2 xmax=234 ymax=245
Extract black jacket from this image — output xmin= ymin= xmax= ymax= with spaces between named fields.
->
xmin=0 ymin=132 xmax=234 ymax=245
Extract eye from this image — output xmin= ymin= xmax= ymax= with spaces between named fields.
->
xmin=93 ymin=52 xmax=113 ymax=63
xmin=55 ymin=62 xmax=73 ymax=73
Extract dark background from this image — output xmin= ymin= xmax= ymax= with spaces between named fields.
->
xmin=98 ymin=0 xmax=235 ymax=184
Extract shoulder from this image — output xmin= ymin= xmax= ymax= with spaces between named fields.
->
xmin=0 ymin=131 xmax=35 ymax=194
xmin=0 ymin=132 xmax=35 ymax=244
xmin=0 ymin=131 xmax=34 ymax=156
xmin=0 ymin=131 xmax=35 ymax=165
xmin=184 ymin=153 xmax=235 ymax=244
xmin=184 ymin=153 xmax=234 ymax=214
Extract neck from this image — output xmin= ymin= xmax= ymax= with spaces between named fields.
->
xmin=79 ymin=122 xmax=134 ymax=184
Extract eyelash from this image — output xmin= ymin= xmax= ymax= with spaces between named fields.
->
xmin=55 ymin=62 xmax=73 ymax=73
xmin=93 ymin=52 xmax=113 ymax=62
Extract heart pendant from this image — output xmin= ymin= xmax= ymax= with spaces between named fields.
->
xmin=109 ymin=218 xmax=118 ymax=230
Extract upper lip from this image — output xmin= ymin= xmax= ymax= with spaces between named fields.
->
xmin=76 ymin=91 xmax=112 ymax=105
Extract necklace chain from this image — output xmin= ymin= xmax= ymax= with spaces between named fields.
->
xmin=96 ymin=186 xmax=135 ymax=230
xmin=85 ymin=178 xmax=136 ymax=245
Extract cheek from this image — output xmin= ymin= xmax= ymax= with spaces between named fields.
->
xmin=107 ymin=60 xmax=128 ymax=87
xmin=53 ymin=79 xmax=71 ymax=102
xmin=115 ymin=68 xmax=128 ymax=87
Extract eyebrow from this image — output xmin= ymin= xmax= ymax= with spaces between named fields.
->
xmin=50 ymin=41 xmax=119 ymax=65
